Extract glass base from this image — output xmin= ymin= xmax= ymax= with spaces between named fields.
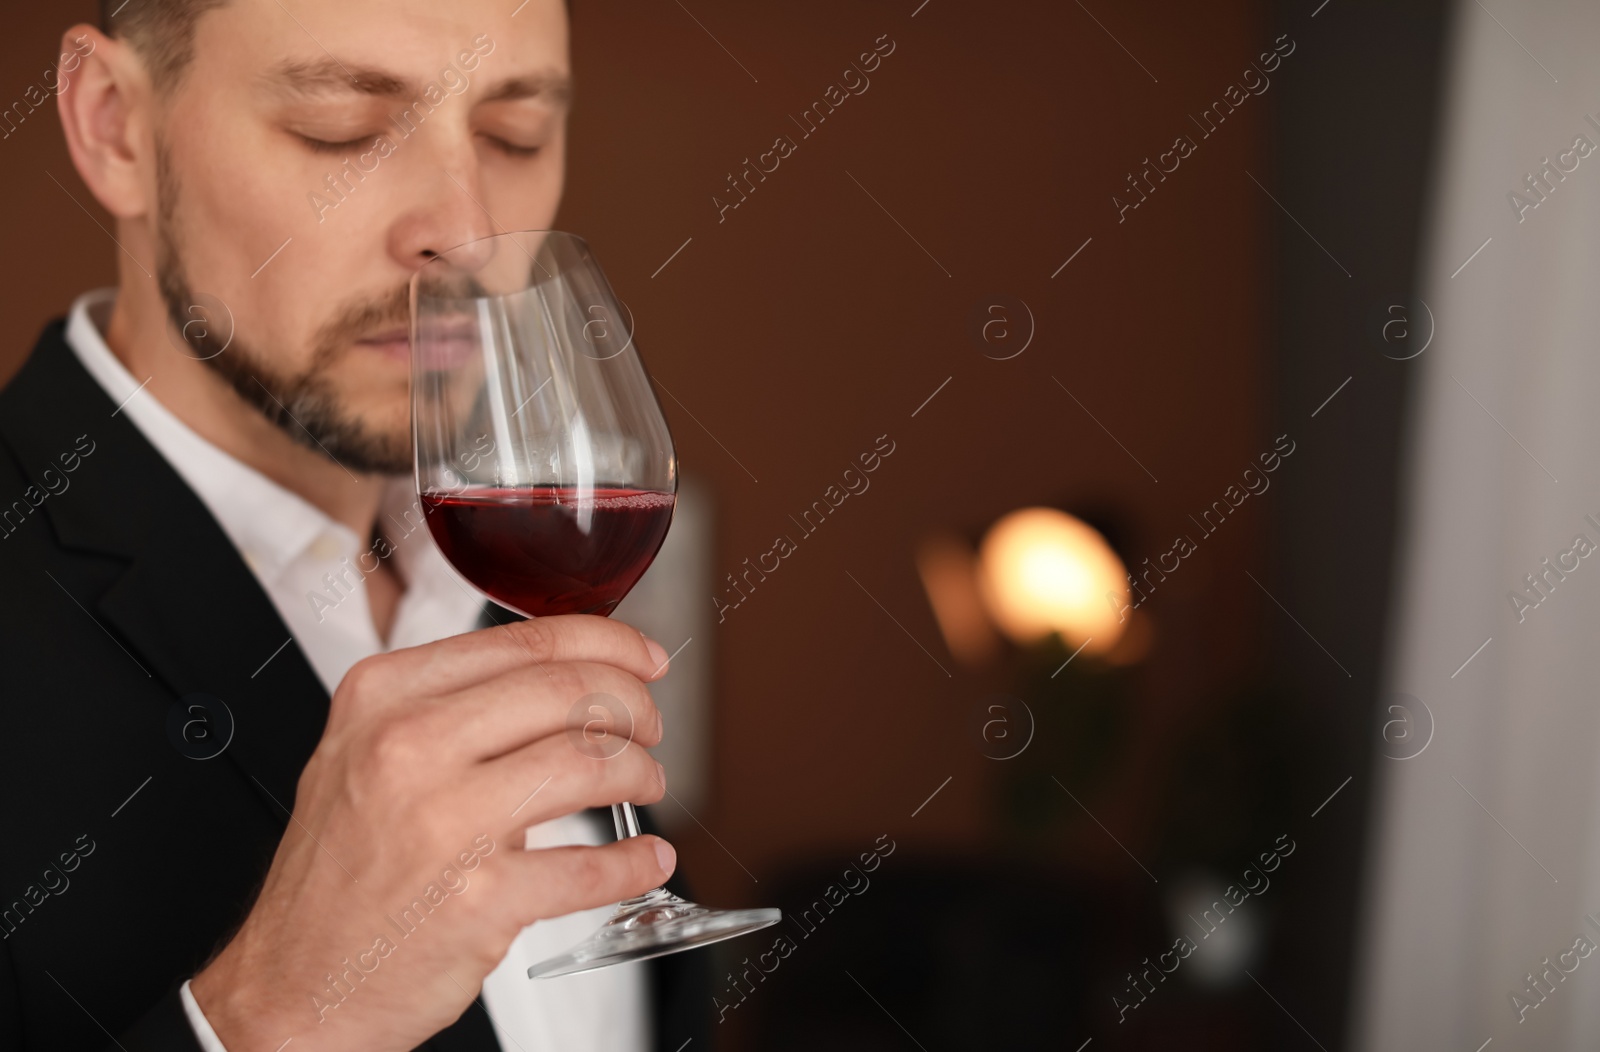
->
xmin=526 ymin=886 xmax=782 ymax=979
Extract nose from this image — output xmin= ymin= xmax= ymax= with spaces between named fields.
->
xmin=386 ymin=130 xmax=499 ymax=272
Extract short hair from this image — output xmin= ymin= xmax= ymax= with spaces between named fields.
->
xmin=99 ymin=0 xmax=230 ymax=96
xmin=99 ymin=0 xmax=570 ymax=96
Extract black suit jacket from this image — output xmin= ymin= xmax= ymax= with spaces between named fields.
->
xmin=0 ymin=321 xmax=709 ymax=1051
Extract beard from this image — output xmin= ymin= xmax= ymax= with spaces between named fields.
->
xmin=153 ymin=142 xmax=412 ymax=474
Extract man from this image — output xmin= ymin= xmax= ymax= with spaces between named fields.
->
xmin=0 ymin=1 xmax=709 ymax=1049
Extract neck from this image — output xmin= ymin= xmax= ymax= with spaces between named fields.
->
xmin=101 ymin=264 xmax=388 ymax=540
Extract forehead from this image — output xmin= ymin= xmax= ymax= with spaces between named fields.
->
xmin=185 ymin=0 xmax=570 ymax=100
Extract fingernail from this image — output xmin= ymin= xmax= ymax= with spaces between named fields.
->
xmin=642 ymin=635 xmax=669 ymax=675
xmin=654 ymin=838 xmax=676 ymax=875
xmin=655 ymin=761 xmax=666 ymax=789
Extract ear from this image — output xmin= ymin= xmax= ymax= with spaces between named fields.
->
xmin=56 ymin=24 xmax=154 ymax=220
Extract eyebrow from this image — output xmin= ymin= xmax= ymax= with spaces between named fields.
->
xmin=259 ymin=59 xmax=573 ymax=106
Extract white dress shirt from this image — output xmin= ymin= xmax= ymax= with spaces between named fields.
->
xmin=63 ymin=288 xmax=649 ymax=1052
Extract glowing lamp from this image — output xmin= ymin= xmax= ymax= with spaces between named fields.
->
xmin=976 ymin=508 xmax=1128 ymax=652
xmin=915 ymin=533 xmax=1002 ymax=667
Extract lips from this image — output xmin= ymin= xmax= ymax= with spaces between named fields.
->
xmin=358 ymin=319 xmax=480 ymax=370
xmin=356 ymin=327 xmax=411 ymax=363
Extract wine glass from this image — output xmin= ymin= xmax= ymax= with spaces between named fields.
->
xmin=411 ymin=229 xmax=780 ymax=979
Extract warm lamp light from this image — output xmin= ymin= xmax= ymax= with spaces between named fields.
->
xmin=915 ymin=533 xmax=1003 ymax=667
xmin=976 ymin=508 xmax=1128 ymax=652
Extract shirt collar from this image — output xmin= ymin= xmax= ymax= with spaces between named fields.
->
xmin=375 ymin=477 xmax=481 ymax=610
xmin=61 ymin=288 xmax=382 ymax=585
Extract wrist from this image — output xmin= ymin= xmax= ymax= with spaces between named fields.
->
xmin=188 ymin=947 xmax=248 ymax=1042
xmin=179 ymin=980 xmax=230 ymax=1052
xmin=190 ymin=938 xmax=290 ymax=1050
xmin=191 ymin=935 xmax=363 ymax=1052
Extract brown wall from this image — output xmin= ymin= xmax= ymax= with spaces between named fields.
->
xmin=554 ymin=0 xmax=1271 ymax=903
xmin=1 ymin=3 xmax=119 ymax=374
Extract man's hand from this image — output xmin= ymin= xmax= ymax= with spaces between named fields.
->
xmin=189 ymin=616 xmax=674 ymax=1052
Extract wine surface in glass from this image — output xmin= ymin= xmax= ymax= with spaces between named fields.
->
xmin=421 ymin=486 xmax=674 ymax=617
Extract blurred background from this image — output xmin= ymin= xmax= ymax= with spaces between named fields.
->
xmin=16 ymin=0 xmax=1600 ymax=1048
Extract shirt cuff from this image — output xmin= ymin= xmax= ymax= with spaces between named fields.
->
xmin=179 ymin=979 xmax=232 ymax=1052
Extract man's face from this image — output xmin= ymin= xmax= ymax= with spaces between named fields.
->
xmin=153 ymin=0 xmax=570 ymax=473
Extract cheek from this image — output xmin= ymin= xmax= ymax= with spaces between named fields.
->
xmin=160 ymin=117 xmax=329 ymax=374
xmin=490 ymin=131 xmax=567 ymax=230
xmin=175 ymin=114 xmax=307 ymax=274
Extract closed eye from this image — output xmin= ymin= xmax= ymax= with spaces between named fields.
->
xmin=483 ymin=134 xmax=541 ymax=158
xmin=298 ymin=133 xmax=374 ymax=154
xmin=296 ymin=132 xmax=541 ymax=157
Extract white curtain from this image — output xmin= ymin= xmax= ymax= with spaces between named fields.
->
xmin=1354 ymin=2 xmax=1600 ymax=1049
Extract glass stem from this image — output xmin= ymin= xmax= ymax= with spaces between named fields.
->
xmin=612 ymin=802 xmax=642 ymax=840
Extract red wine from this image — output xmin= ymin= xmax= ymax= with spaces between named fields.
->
xmin=422 ymin=486 xmax=675 ymax=617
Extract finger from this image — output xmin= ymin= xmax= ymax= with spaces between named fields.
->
xmin=502 ymin=837 xmax=676 ymax=925
xmin=361 ymin=616 xmax=671 ymax=701
xmin=476 ymin=734 xmax=666 ymax=832
xmin=423 ymin=660 xmax=662 ymax=762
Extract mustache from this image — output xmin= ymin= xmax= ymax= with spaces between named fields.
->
xmin=316 ymin=282 xmax=412 ymax=350
xmin=317 ymin=272 xmax=494 ymax=350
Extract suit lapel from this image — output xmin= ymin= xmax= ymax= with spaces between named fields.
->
xmin=96 ymin=513 xmax=333 ymax=814
xmin=0 ymin=321 xmax=332 ymax=816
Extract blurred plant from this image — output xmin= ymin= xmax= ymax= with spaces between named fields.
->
xmin=987 ymin=632 xmax=1135 ymax=848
